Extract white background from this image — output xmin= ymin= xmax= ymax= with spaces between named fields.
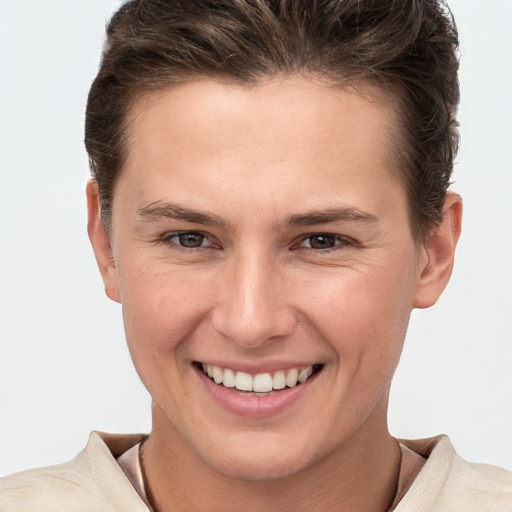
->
xmin=0 ymin=0 xmax=511 ymax=476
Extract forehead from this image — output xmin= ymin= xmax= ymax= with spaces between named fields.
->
xmin=117 ymin=76 xmax=405 ymax=223
xmin=127 ymin=76 xmax=398 ymax=159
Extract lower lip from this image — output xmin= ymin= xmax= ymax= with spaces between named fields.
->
xmin=194 ymin=366 xmax=320 ymax=418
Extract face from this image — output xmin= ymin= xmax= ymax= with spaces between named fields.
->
xmin=91 ymin=77 xmax=444 ymax=480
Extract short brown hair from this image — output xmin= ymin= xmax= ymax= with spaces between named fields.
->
xmin=85 ymin=0 xmax=459 ymax=240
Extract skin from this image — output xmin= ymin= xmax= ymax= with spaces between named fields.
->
xmin=88 ymin=77 xmax=462 ymax=511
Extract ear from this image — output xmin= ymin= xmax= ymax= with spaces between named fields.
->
xmin=86 ymin=180 xmax=121 ymax=303
xmin=413 ymin=192 xmax=463 ymax=309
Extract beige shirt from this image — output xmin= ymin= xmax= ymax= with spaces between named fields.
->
xmin=1 ymin=432 xmax=511 ymax=511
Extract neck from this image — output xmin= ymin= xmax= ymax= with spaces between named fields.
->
xmin=142 ymin=401 xmax=400 ymax=512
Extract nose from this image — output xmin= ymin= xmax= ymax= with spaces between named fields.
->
xmin=211 ymin=248 xmax=296 ymax=348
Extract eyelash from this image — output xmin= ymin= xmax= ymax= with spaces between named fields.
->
xmin=296 ymin=233 xmax=357 ymax=253
xmin=158 ymin=231 xmax=357 ymax=254
xmin=158 ymin=231 xmax=217 ymax=252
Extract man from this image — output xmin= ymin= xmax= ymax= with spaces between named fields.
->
xmin=1 ymin=1 xmax=511 ymax=510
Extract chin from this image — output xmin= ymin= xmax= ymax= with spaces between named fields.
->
xmin=192 ymin=432 xmax=325 ymax=482
xmin=204 ymin=452 xmax=309 ymax=481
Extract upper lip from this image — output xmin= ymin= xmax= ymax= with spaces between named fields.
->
xmin=194 ymin=360 xmax=322 ymax=374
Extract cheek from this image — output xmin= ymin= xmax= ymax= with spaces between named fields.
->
xmin=295 ymin=260 xmax=416 ymax=366
xmin=117 ymin=263 xmax=218 ymax=412
xmin=116 ymin=259 xmax=216 ymax=362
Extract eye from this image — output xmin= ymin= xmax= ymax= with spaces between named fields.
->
xmin=299 ymin=233 xmax=354 ymax=250
xmin=162 ymin=231 xmax=212 ymax=249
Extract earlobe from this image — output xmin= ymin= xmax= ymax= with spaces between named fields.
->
xmin=86 ymin=180 xmax=121 ymax=303
xmin=413 ymin=192 xmax=463 ymax=309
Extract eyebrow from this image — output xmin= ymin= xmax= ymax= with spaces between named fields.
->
xmin=137 ymin=201 xmax=231 ymax=228
xmin=137 ymin=201 xmax=379 ymax=228
xmin=285 ymin=207 xmax=379 ymax=226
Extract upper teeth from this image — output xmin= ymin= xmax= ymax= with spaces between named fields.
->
xmin=202 ymin=364 xmax=314 ymax=392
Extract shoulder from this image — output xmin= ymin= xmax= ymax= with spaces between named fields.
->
xmin=442 ymin=449 xmax=512 ymax=510
xmin=397 ymin=435 xmax=512 ymax=511
xmin=0 ymin=432 xmax=149 ymax=512
xmin=0 ymin=456 xmax=95 ymax=511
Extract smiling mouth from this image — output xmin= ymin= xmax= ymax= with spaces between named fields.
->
xmin=194 ymin=362 xmax=324 ymax=396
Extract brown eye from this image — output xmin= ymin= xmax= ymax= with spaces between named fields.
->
xmin=168 ymin=232 xmax=209 ymax=248
xmin=302 ymin=234 xmax=339 ymax=249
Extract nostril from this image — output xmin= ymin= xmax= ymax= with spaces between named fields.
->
xmin=210 ymin=277 xmax=296 ymax=348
